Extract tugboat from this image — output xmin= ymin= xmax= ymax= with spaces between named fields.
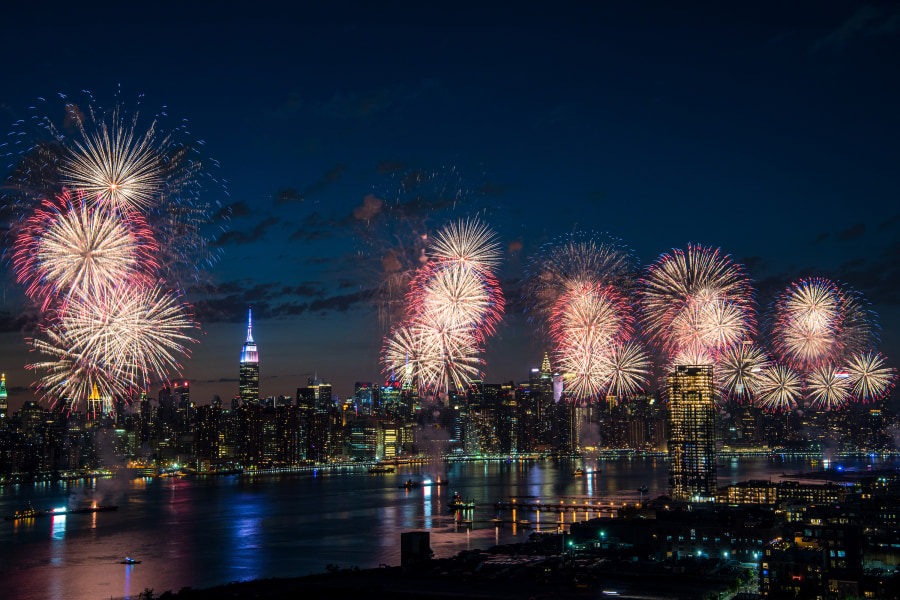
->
xmin=399 ymin=479 xmax=422 ymax=489
xmin=120 ymin=557 xmax=141 ymax=565
xmin=448 ymin=492 xmax=475 ymax=510
xmin=573 ymin=468 xmax=584 ymax=477
xmin=5 ymin=504 xmax=118 ymax=521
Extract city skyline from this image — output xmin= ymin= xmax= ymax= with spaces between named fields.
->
xmin=1 ymin=3 xmax=899 ymax=411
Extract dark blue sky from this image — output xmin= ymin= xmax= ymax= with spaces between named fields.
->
xmin=2 ymin=1 xmax=899 ymax=408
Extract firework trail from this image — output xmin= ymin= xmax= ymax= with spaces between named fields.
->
xmin=756 ymin=364 xmax=803 ymax=411
xmin=806 ymin=364 xmax=852 ymax=410
xmin=845 ymin=351 xmax=895 ymax=401
xmin=13 ymin=191 xmax=157 ymax=306
xmin=640 ymin=244 xmax=755 ymax=359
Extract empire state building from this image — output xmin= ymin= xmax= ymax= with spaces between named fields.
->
xmin=239 ymin=308 xmax=259 ymax=405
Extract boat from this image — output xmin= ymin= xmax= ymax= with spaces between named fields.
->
xmin=4 ymin=504 xmax=118 ymax=521
xmin=448 ymin=492 xmax=475 ymax=510
xmin=573 ymin=468 xmax=584 ymax=477
xmin=423 ymin=479 xmax=448 ymax=486
xmin=368 ymin=465 xmax=395 ymax=474
xmin=120 ymin=557 xmax=141 ymax=565
xmin=399 ymin=479 xmax=422 ymax=489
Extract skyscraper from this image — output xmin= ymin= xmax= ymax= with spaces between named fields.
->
xmin=239 ymin=308 xmax=260 ymax=405
xmin=667 ymin=365 xmax=717 ymax=502
xmin=0 ymin=373 xmax=7 ymax=421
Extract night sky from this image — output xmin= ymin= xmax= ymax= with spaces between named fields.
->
xmin=2 ymin=2 xmax=899 ymax=410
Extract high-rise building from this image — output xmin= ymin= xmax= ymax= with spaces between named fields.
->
xmin=667 ymin=365 xmax=717 ymax=502
xmin=354 ymin=382 xmax=374 ymax=415
xmin=0 ymin=373 xmax=7 ymax=421
xmin=239 ymin=308 xmax=260 ymax=405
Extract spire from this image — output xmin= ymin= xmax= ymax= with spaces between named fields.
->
xmin=246 ymin=307 xmax=254 ymax=343
xmin=541 ymin=352 xmax=551 ymax=375
xmin=0 ymin=374 xmax=6 ymax=399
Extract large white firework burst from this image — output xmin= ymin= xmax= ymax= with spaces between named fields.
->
xmin=845 ymin=351 xmax=895 ymax=401
xmin=806 ymin=364 xmax=852 ymax=410
xmin=428 ymin=217 xmax=502 ymax=268
xmin=756 ymin=364 xmax=803 ymax=411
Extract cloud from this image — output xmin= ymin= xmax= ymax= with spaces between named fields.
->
xmin=213 ymin=200 xmax=251 ymax=221
xmin=275 ymin=164 xmax=347 ymax=205
xmin=377 ymin=160 xmax=405 ymax=174
xmin=280 ymin=284 xmax=323 ymax=297
xmin=0 ymin=308 xmax=41 ymax=333
xmin=811 ymin=5 xmax=900 ymax=53
xmin=814 ymin=232 xmax=830 ymax=244
xmin=212 ymin=217 xmax=280 ymax=246
xmin=878 ymin=214 xmax=900 ymax=232
xmin=288 ymin=211 xmax=339 ymax=242
xmin=308 ymin=289 xmax=372 ymax=313
xmin=478 ymin=182 xmax=510 ymax=196
xmin=353 ymin=194 xmax=383 ymax=220
xmin=837 ymin=223 xmax=865 ymax=241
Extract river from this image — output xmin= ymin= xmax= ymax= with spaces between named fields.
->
xmin=1 ymin=454 xmax=893 ymax=600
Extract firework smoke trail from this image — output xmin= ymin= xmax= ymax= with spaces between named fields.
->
xmin=756 ymin=364 xmax=803 ymax=411
xmin=60 ymin=283 xmax=197 ymax=388
xmin=381 ymin=218 xmax=502 ymax=395
xmin=640 ymin=244 xmax=756 ymax=359
xmin=719 ymin=342 xmax=770 ymax=400
xmin=845 ymin=351 xmax=895 ymax=401
xmin=806 ymin=364 xmax=852 ymax=410
xmin=13 ymin=191 xmax=157 ymax=306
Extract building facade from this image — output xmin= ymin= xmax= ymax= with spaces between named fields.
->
xmin=667 ymin=365 xmax=717 ymax=502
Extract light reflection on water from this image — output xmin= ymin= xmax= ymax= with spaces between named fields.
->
xmin=1 ymin=455 xmax=896 ymax=600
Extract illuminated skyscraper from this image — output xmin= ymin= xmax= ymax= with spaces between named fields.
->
xmin=667 ymin=365 xmax=717 ymax=502
xmin=239 ymin=308 xmax=260 ymax=405
xmin=0 ymin=373 xmax=7 ymax=420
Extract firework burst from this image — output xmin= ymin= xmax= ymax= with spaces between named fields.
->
xmin=756 ymin=364 xmax=803 ymax=411
xmin=602 ymin=341 xmax=652 ymax=399
xmin=640 ymin=244 xmax=755 ymax=358
xmin=806 ymin=364 xmax=852 ymax=410
xmin=28 ymin=327 xmax=130 ymax=412
xmin=13 ymin=192 xmax=157 ymax=305
xmin=845 ymin=351 xmax=895 ymax=401
xmin=429 ymin=217 xmax=502 ymax=268
xmin=411 ymin=259 xmax=503 ymax=338
xmin=771 ymin=278 xmax=844 ymax=370
xmin=550 ymin=281 xmax=634 ymax=399
xmin=60 ymin=284 xmax=197 ymax=387
xmin=719 ymin=342 xmax=770 ymax=400
xmin=523 ymin=232 xmax=635 ymax=334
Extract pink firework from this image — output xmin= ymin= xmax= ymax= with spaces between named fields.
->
xmin=550 ymin=281 xmax=634 ymax=399
xmin=13 ymin=191 xmax=157 ymax=307
xmin=770 ymin=278 xmax=844 ymax=370
xmin=640 ymin=244 xmax=755 ymax=358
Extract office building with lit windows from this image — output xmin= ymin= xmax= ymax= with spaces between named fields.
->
xmin=667 ymin=365 xmax=717 ymax=502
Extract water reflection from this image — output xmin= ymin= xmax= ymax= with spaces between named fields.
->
xmin=51 ymin=515 xmax=65 ymax=540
